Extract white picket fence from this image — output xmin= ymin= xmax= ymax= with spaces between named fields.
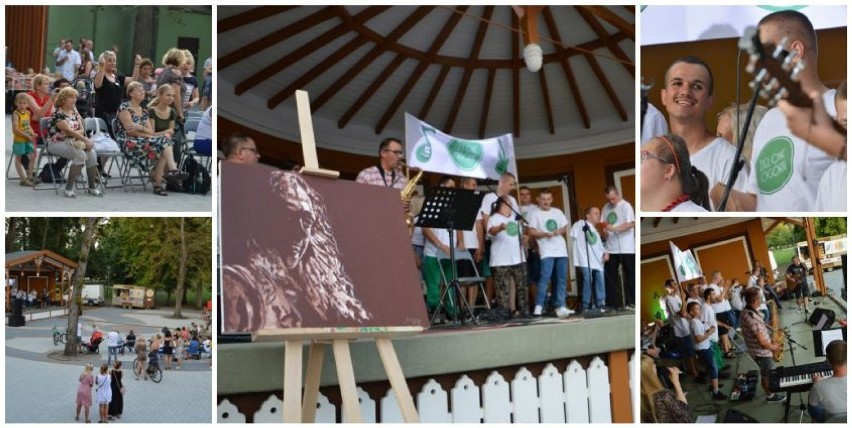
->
xmin=218 ymin=354 xmax=636 ymax=423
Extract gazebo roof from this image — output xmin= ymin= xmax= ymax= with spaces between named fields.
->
xmin=6 ymin=249 xmax=78 ymax=273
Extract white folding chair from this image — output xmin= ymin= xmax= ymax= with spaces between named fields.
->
xmin=84 ymin=117 xmax=121 ymax=192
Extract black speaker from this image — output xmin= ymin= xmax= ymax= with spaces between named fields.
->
xmin=8 ymin=298 xmax=26 ymax=327
xmin=723 ymin=408 xmax=759 ymax=423
xmin=808 ymin=308 xmax=836 ymax=330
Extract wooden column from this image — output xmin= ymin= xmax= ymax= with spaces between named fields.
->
xmin=5 ymin=6 xmax=48 ymax=71
xmin=608 ymin=350 xmax=632 ymax=423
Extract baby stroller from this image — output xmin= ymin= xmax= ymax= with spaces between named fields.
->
xmin=146 ymin=350 xmax=163 ymax=383
xmin=71 ymin=78 xmax=95 ymax=118
xmin=79 ymin=333 xmax=103 ymax=354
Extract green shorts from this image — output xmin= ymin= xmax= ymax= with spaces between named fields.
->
xmin=13 ymin=141 xmax=35 ymax=156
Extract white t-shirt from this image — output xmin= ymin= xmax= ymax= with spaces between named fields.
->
xmin=423 ymin=228 xmax=450 ymax=258
xmin=814 ymin=160 xmax=846 ymax=212
xmin=748 ymin=90 xmax=837 ymax=212
xmin=529 ymin=207 xmax=569 ymax=258
xmin=487 ymin=213 xmax=523 ymax=267
xmin=700 ymin=303 xmax=720 ymax=342
xmin=197 ymin=107 xmax=212 ymax=140
xmin=641 ymin=102 xmax=668 ymax=145
xmin=107 ymin=331 xmax=120 ymax=347
xmin=56 ymin=49 xmax=81 ymax=81
xmin=809 ymin=376 xmax=847 ymax=419
xmin=519 ymin=203 xmax=538 ymax=250
xmin=411 ymin=222 xmax=425 ymax=247
xmin=665 ymin=294 xmax=690 ymax=338
xmin=691 ymin=137 xmax=747 ymax=211
xmin=690 ymin=318 xmax=712 ymax=350
xmin=570 ymin=220 xmax=605 ymax=270
xmin=479 ymin=192 xmax=519 ymax=241
xmin=668 ymin=200 xmax=708 ymax=212
xmin=601 ymin=199 xmax=635 ymax=254
xmin=729 ymin=286 xmax=745 ymax=311
xmin=707 ymin=283 xmax=733 ymax=313
xmin=747 ymin=284 xmax=767 ymax=311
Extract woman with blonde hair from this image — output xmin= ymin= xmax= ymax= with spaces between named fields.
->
xmin=46 ymin=86 xmax=102 ymax=197
xmin=640 ymin=134 xmax=709 ymax=212
xmin=179 ymin=49 xmax=200 ymax=113
xmin=75 ymin=363 xmax=94 ymax=422
xmin=116 ymin=81 xmax=186 ymax=196
xmin=640 ymin=355 xmax=693 ymax=423
xmin=156 ymin=48 xmax=187 ymax=121
xmin=95 ymin=364 xmax=112 ymax=423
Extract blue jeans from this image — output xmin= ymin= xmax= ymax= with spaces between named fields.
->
xmin=696 ymin=347 xmax=718 ymax=380
xmin=536 ymin=257 xmax=567 ymax=308
xmin=107 ymin=345 xmax=119 ymax=366
xmin=580 ymin=267 xmax=605 ymax=309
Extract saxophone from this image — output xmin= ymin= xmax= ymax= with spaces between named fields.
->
xmin=400 ymin=168 xmax=424 ymax=230
xmin=768 ymin=301 xmax=785 ymax=362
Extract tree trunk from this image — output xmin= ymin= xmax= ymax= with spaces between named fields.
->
xmin=6 ymin=218 xmax=17 ymax=252
xmin=173 ymin=217 xmax=188 ymax=318
xmin=132 ymin=7 xmax=156 ymax=65
xmin=64 ymin=218 xmax=99 ymax=356
xmin=41 ymin=218 xmax=50 ymax=249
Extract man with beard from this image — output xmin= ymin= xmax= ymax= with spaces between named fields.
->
xmin=660 ymin=56 xmax=745 ymax=211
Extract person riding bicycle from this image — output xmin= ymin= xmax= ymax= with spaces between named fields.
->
xmin=133 ymin=337 xmax=147 ymax=380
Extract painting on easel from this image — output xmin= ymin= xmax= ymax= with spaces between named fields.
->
xmin=220 ymin=161 xmax=429 ymax=334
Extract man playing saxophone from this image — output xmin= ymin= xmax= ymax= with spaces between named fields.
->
xmin=740 ymin=286 xmax=786 ymax=403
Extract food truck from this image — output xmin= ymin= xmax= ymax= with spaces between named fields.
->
xmin=111 ymin=285 xmax=155 ymax=309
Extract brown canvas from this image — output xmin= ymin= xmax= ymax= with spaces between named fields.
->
xmin=220 ymin=162 xmax=429 ymax=333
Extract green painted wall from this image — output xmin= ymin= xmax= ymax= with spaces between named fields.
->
xmin=44 ymin=6 xmax=211 ymax=85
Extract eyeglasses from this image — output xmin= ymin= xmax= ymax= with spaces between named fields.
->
xmin=640 ymin=150 xmax=669 ymax=164
xmin=383 ymin=149 xmax=404 ymax=156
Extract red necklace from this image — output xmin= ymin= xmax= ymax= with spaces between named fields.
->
xmin=662 ymin=194 xmax=690 ymax=212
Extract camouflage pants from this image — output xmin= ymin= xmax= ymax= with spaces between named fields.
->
xmin=491 ymin=264 xmax=528 ymax=312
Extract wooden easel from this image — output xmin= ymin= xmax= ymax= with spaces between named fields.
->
xmin=258 ymin=90 xmax=420 ymax=423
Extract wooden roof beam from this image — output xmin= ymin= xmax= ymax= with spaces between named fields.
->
xmin=512 ymin=12 xmax=520 ymax=138
xmin=218 ymin=6 xmax=295 ymax=33
xmin=478 ymin=68 xmax=496 ymax=138
xmin=575 ymin=7 xmax=634 ymax=77
xmin=418 ymin=65 xmax=451 ymax=120
xmin=543 ymin=8 xmax=590 ymax=129
xmin=338 ymin=54 xmax=406 ymax=128
xmin=578 ymin=6 xmax=635 ymax=40
xmin=376 ymin=6 xmax=467 ymax=133
xmin=537 ymin=67 xmax=555 ymax=134
xmin=445 ymin=6 xmax=494 ymax=134
xmin=219 ymin=7 xmax=336 ymax=70
xmin=234 ymin=6 xmax=388 ymax=95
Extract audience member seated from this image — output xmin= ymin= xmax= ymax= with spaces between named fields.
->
xmin=640 ymin=134 xmax=710 ymax=212
xmin=640 ymin=354 xmax=694 ymax=423
xmin=194 ymin=106 xmax=213 ymax=158
xmin=46 ymin=87 xmax=102 ymax=198
xmin=808 ymin=340 xmax=847 ymax=423
xmin=116 ymin=81 xmax=185 ymax=196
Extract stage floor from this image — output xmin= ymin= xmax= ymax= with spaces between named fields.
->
xmin=217 ymin=310 xmax=635 ymax=394
xmin=672 ymin=294 xmax=846 ymax=423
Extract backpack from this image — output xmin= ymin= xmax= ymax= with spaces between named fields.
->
xmin=167 ymin=156 xmax=210 ymax=195
xmin=38 ymin=157 xmax=69 ymax=183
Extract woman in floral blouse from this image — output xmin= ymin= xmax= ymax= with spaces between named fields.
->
xmin=115 ymin=81 xmax=186 ymax=196
xmin=46 ymin=87 xmax=102 ymax=198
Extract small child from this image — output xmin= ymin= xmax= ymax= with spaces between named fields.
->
xmin=11 ymin=92 xmax=38 ymax=185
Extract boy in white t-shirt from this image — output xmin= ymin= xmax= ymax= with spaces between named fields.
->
xmin=569 ymin=206 xmax=608 ymax=314
xmin=689 ymin=301 xmax=726 ymax=400
xmin=528 ymin=189 xmax=573 ymax=318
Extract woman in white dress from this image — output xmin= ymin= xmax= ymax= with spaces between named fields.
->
xmin=95 ymin=364 xmax=112 ymax=423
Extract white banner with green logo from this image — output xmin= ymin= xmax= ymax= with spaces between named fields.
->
xmin=670 ymin=241 xmax=702 ymax=283
xmin=404 ymin=113 xmax=518 ymax=180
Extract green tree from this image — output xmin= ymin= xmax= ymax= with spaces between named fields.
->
xmin=64 ymin=218 xmax=99 ymax=356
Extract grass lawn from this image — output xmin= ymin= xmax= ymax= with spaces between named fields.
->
xmin=773 ymin=247 xmax=796 ymax=271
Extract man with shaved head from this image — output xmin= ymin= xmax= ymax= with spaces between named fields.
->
xmin=660 ymin=55 xmax=745 ymax=211
xmin=722 ymin=10 xmax=839 ymax=212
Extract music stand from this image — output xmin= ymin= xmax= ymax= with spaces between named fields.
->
xmin=417 ymin=186 xmax=483 ymax=324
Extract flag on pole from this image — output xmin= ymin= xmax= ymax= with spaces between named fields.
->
xmin=404 ymin=113 xmax=518 ymax=180
xmin=670 ymin=241 xmax=701 ymax=283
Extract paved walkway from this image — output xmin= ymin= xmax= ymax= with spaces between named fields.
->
xmin=5 ymin=306 xmax=212 ymax=423
xmin=5 ymin=114 xmax=212 ymax=213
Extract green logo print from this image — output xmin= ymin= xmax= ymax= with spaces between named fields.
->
xmin=585 ymin=230 xmax=597 ymax=245
xmin=417 ymin=125 xmax=435 ymax=163
xmin=495 ymin=136 xmax=509 ymax=176
xmin=447 ymin=138 xmax=484 ymax=171
xmin=546 ymin=219 xmax=558 ymax=232
xmin=755 ymin=137 xmax=794 ymax=195
xmin=606 ymin=211 xmax=617 ymax=225
xmin=506 ymin=221 xmax=519 ymax=237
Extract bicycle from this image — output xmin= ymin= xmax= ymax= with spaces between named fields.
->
xmin=51 ymin=326 xmax=67 ymax=346
xmin=141 ymin=351 xmax=163 ymax=383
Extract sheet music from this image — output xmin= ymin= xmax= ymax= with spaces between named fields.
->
xmin=821 ymin=329 xmax=844 ymax=354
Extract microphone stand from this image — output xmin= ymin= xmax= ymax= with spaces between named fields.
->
xmin=716 ymin=84 xmax=762 ymax=211
xmin=581 ymin=220 xmax=601 ymax=315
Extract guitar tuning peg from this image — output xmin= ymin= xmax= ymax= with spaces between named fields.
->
xmin=782 ymin=55 xmax=795 ymax=70
xmin=791 ymin=61 xmax=805 ymax=81
xmin=764 ymin=77 xmax=779 ymax=92
xmin=755 ymin=68 xmax=768 ymax=83
xmin=771 ymin=88 xmax=788 ymax=106
xmin=746 ymin=61 xmax=756 ymax=74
